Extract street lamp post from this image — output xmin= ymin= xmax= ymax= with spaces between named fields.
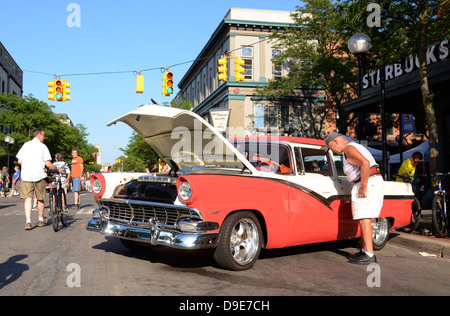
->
xmin=4 ymin=135 xmax=15 ymax=176
xmin=348 ymin=33 xmax=388 ymax=180
xmin=348 ymin=33 xmax=372 ymax=140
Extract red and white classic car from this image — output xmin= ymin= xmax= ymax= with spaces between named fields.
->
xmin=86 ymin=104 xmax=414 ymax=270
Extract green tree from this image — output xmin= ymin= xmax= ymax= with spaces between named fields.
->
xmin=260 ymin=0 xmax=357 ymax=135
xmin=0 ymin=93 xmax=100 ymax=172
xmin=118 ymin=132 xmax=158 ymax=172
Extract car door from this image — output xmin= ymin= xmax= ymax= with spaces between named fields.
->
xmin=286 ymin=145 xmax=356 ymax=246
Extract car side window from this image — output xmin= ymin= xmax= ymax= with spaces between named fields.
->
xmin=333 ymin=154 xmax=346 ymax=177
xmin=233 ymin=141 xmax=293 ymax=174
xmin=301 ymin=147 xmax=332 ymax=176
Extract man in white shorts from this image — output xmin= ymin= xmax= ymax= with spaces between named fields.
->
xmin=326 ymin=132 xmax=384 ymax=265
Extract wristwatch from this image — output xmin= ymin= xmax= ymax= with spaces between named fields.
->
xmin=361 ymin=185 xmax=367 ymax=189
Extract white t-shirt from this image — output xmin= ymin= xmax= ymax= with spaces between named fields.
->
xmin=343 ymin=142 xmax=378 ymax=182
xmin=16 ymin=138 xmax=52 ymax=182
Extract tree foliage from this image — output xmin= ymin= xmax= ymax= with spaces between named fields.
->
xmin=260 ymin=0 xmax=358 ymax=134
xmin=0 ymin=93 xmax=100 ymax=172
xmin=117 ymin=132 xmax=158 ymax=172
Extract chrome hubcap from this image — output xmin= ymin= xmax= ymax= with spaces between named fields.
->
xmin=230 ymin=218 xmax=260 ymax=265
xmin=372 ymin=218 xmax=388 ymax=245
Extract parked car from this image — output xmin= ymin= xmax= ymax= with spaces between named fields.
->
xmin=86 ymin=104 xmax=414 ymax=270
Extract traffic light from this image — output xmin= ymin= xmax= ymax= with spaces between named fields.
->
xmin=235 ymin=57 xmax=245 ymax=82
xmin=136 ymin=74 xmax=144 ymax=93
xmin=62 ymin=80 xmax=71 ymax=101
xmin=48 ymin=80 xmax=56 ymax=100
xmin=163 ymin=70 xmax=173 ymax=96
xmin=55 ymin=78 xmax=63 ymax=101
xmin=48 ymin=78 xmax=71 ymax=102
xmin=218 ymin=57 xmax=228 ymax=81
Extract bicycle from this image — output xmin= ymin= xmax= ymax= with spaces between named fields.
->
xmin=431 ymin=172 xmax=450 ymax=238
xmin=47 ymin=169 xmax=69 ymax=232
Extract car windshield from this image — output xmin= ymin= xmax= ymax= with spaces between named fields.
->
xmin=232 ymin=141 xmax=293 ymax=174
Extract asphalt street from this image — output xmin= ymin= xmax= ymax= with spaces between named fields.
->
xmin=1 ymin=189 xmax=449 ymax=297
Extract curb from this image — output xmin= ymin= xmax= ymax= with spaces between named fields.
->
xmin=389 ymin=231 xmax=449 ymax=259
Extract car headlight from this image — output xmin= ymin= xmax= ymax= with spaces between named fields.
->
xmin=178 ymin=181 xmax=193 ymax=201
xmin=92 ymin=179 xmax=102 ymax=195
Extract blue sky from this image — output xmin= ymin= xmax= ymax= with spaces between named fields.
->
xmin=2 ymin=0 xmax=301 ymax=165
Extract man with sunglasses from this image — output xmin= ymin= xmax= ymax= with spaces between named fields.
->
xmin=396 ymin=151 xmax=423 ymax=183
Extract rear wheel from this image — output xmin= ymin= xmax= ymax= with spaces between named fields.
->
xmin=213 ymin=212 xmax=263 ymax=271
xmin=372 ymin=217 xmax=390 ymax=251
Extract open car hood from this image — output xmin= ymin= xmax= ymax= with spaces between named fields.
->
xmin=107 ymin=104 xmax=256 ymax=173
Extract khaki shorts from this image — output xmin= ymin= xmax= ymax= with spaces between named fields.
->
xmin=20 ymin=179 xmax=47 ymax=201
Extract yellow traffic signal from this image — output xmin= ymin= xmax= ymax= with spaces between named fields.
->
xmin=48 ymin=80 xmax=56 ymax=100
xmin=62 ymin=80 xmax=71 ymax=101
xmin=218 ymin=57 xmax=228 ymax=81
xmin=235 ymin=57 xmax=245 ymax=82
xmin=48 ymin=78 xmax=70 ymax=101
xmin=163 ymin=70 xmax=173 ymax=96
xmin=55 ymin=78 xmax=63 ymax=101
xmin=136 ymin=74 xmax=144 ymax=93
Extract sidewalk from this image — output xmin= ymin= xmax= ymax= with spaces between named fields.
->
xmin=389 ymin=209 xmax=450 ymax=259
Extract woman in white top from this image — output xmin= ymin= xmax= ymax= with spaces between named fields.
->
xmin=326 ymin=132 xmax=384 ymax=265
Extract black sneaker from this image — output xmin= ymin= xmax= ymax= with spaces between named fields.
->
xmin=348 ymin=252 xmax=377 ymax=265
xmin=348 ymin=250 xmax=365 ymax=260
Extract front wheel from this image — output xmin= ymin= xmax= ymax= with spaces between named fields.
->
xmin=60 ymin=192 xmax=68 ymax=227
xmin=213 ymin=212 xmax=263 ymax=271
xmin=50 ymin=191 xmax=59 ymax=232
xmin=372 ymin=217 xmax=390 ymax=251
xmin=432 ymin=195 xmax=448 ymax=238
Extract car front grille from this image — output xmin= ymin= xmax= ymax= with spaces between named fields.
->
xmin=99 ymin=199 xmax=201 ymax=227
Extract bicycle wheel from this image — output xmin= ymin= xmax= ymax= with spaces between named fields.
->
xmin=60 ymin=191 xmax=68 ymax=227
xmin=50 ymin=190 xmax=59 ymax=232
xmin=432 ymin=195 xmax=448 ymax=238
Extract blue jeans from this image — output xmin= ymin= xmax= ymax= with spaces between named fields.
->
xmin=72 ymin=177 xmax=81 ymax=192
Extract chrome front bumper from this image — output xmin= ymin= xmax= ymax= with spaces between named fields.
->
xmin=86 ymin=209 xmax=219 ymax=249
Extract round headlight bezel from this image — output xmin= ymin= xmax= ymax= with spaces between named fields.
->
xmin=178 ymin=181 xmax=193 ymax=201
xmin=92 ymin=179 xmax=102 ymax=195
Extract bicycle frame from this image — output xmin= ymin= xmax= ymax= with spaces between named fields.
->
xmin=432 ymin=173 xmax=449 ymax=237
xmin=48 ymin=171 xmax=68 ymax=232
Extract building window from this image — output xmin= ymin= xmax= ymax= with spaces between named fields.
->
xmin=293 ymin=107 xmax=301 ymax=130
xmin=272 ymin=49 xmax=282 ymax=80
xmin=281 ymin=106 xmax=289 ymax=128
xmin=254 ymin=104 xmax=264 ymax=128
xmin=244 ymin=59 xmax=253 ymax=80
xmin=242 ymin=47 xmax=253 ymax=57
xmin=267 ymin=105 xmax=278 ymax=128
